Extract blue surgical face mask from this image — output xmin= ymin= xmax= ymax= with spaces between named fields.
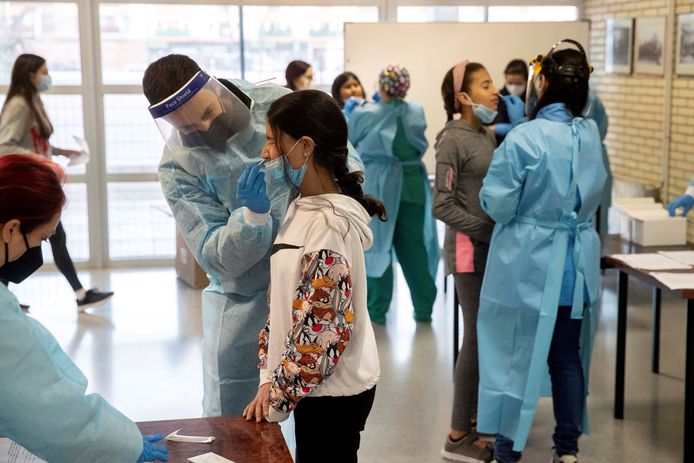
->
xmin=38 ymin=74 xmax=52 ymax=93
xmin=263 ymin=138 xmax=309 ymax=188
xmin=464 ymin=94 xmax=498 ymax=124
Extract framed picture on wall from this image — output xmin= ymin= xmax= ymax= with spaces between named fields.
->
xmin=634 ymin=16 xmax=667 ymax=75
xmin=676 ymin=13 xmax=694 ymax=75
xmin=605 ymin=18 xmax=633 ymax=74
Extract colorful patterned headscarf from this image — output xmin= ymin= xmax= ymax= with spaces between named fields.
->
xmin=378 ymin=65 xmax=410 ymax=99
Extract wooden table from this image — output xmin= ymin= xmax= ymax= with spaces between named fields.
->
xmin=136 ymin=417 xmax=293 ymax=463
xmin=601 ymin=235 xmax=694 ymax=463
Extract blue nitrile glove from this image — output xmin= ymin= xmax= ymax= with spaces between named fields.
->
xmin=371 ymin=91 xmax=382 ymax=104
xmin=237 ymin=164 xmax=271 ymax=214
xmin=504 ymin=95 xmax=525 ymax=126
xmin=137 ymin=434 xmax=169 ymax=463
xmin=343 ymin=97 xmax=361 ymax=116
xmin=668 ymin=194 xmax=694 ymax=217
xmin=495 ymin=123 xmax=513 ymax=137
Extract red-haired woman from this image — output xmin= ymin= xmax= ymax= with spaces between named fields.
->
xmin=0 ymin=54 xmax=112 ymax=311
xmin=0 ymin=154 xmax=168 ymax=462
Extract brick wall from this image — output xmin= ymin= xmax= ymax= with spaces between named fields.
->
xmin=585 ymin=0 xmax=694 ymax=241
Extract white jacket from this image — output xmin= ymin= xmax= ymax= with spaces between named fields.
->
xmin=259 ymin=194 xmax=380 ymax=421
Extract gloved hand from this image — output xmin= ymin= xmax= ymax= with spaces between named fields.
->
xmin=343 ymin=97 xmax=361 ymax=116
xmin=237 ymin=164 xmax=271 ymax=214
xmin=495 ymin=123 xmax=513 ymax=137
xmin=136 ymin=434 xmax=169 ymax=463
xmin=503 ymin=95 xmax=525 ymax=126
xmin=668 ymin=194 xmax=694 ymax=217
xmin=371 ymin=91 xmax=382 ymax=104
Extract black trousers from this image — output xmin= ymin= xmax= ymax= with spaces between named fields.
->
xmin=294 ymin=386 xmax=376 ymax=463
xmin=1 ymin=221 xmax=82 ymax=291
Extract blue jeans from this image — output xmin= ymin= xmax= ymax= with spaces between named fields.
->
xmin=494 ymin=307 xmax=584 ymax=462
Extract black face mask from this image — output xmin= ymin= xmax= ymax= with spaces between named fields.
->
xmin=180 ymin=109 xmax=235 ymax=153
xmin=0 ymin=234 xmax=44 ymax=284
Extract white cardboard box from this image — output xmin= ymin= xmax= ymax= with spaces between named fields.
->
xmin=614 ymin=198 xmax=664 ymax=242
xmin=629 ymin=209 xmax=687 ymax=246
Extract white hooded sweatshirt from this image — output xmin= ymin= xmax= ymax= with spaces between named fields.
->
xmin=258 ymin=194 xmax=380 ymax=422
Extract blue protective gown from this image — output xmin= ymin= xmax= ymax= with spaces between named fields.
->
xmin=159 ymin=81 xmax=363 ymax=416
xmin=0 ymin=285 xmax=142 ymax=462
xmin=583 ymin=89 xmax=611 ymax=233
xmin=476 ymin=103 xmax=607 ymax=451
xmin=347 ymin=100 xmax=439 ymax=280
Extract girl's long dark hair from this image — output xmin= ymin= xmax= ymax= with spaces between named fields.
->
xmin=531 ymin=48 xmax=590 ymax=119
xmin=331 ymin=72 xmax=366 ymax=108
xmin=1 ymin=54 xmax=53 ymax=138
xmin=267 ymin=90 xmax=386 ymax=221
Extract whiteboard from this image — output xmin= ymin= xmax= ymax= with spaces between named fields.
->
xmin=345 ymin=22 xmax=590 ymax=173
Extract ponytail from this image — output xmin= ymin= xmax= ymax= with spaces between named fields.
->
xmin=332 ymin=154 xmax=387 ymax=221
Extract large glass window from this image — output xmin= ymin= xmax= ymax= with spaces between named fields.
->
xmin=41 ymin=183 xmax=89 ymax=263
xmin=488 ymin=6 xmax=579 ymax=22
xmin=99 ymin=4 xmax=242 ymax=85
xmin=103 ymin=94 xmax=164 ymax=174
xmin=0 ymin=2 xmax=81 ymax=85
xmin=242 ymin=6 xmax=379 ymax=87
xmin=397 ymin=6 xmax=486 ymax=23
xmin=107 ymin=182 xmax=175 ymax=260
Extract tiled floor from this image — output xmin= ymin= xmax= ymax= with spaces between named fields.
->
xmin=8 ymin=261 xmax=687 ymax=462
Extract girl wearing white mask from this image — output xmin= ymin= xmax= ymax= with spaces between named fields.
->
xmin=491 ymin=59 xmax=528 ymax=146
xmin=0 ymin=54 xmax=114 ymax=311
xmin=434 ymin=61 xmax=498 ymax=463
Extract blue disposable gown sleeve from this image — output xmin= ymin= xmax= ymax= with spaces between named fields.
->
xmin=479 ymin=133 xmax=535 ymax=225
xmin=159 ymin=155 xmax=274 ymax=280
xmin=0 ymin=298 xmax=143 ymax=462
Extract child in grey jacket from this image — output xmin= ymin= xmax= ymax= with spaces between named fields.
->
xmin=434 ymin=61 xmax=501 ymax=463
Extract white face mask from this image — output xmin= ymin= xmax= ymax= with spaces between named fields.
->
xmin=505 ymin=83 xmax=525 ymax=97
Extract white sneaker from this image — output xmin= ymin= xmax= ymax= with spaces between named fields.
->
xmin=551 ymin=454 xmax=578 ymax=463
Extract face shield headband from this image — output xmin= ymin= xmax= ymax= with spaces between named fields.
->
xmin=148 ymin=70 xmax=252 ymax=153
xmin=526 ymin=38 xmax=593 ymax=116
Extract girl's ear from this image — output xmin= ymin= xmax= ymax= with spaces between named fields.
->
xmin=302 ymin=136 xmax=316 ymax=157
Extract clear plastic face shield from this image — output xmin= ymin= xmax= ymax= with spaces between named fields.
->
xmin=525 ymin=39 xmax=593 ymax=116
xmin=148 ymin=70 xmax=252 ymax=153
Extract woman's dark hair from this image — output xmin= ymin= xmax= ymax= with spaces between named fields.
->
xmin=531 ymin=48 xmax=590 ymax=120
xmin=267 ymin=90 xmax=386 ymax=221
xmin=331 ymin=72 xmax=366 ymax=108
xmin=440 ymin=62 xmax=485 ymax=122
xmin=285 ymin=60 xmax=311 ymax=91
xmin=2 ymin=54 xmax=53 ymax=138
xmin=504 ymin=59 xmax=528 ymax=77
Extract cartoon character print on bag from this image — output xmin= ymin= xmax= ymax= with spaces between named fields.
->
xmin=264 ymin=249 xmax=354 ymax=414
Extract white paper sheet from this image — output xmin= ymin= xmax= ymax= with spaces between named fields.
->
xmin=0 ymin=439 xmax=46 ymax=463
xmin=658 ymin=251 xmax=694 ymax=266
xmin=187 ymin=452 xmax=235 ymax=463
xmin=68 ymin=135 xmax=91 ymax=166
xmin=650 ymin=272 xmax=694 ymax=290
xmin=610 ymin=253 xmax=692 ymax=270
xmin=165 ymin=429 xmax=215 ymax=443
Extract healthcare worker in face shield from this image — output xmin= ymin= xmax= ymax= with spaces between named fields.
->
xmin=476 ymin=40 xmax=607 ymax=463
xmin=348 ymin=64 xmax=439 ymax=324
xmin=143 ymin=54 xmax=362 ymax=417
xmin=0 ymin=155 xmax=168 ymax=463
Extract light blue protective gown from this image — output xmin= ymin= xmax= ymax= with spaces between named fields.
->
xmin=0 ymin=285 xmax=142 ymax=462
xmin=159 ymin=80 xmax=363 ymax=416
xmin=347 ymin=100 xmax=439 ymax=280
xmin=583 ymin=88 xmax=611 ymax=233
xmin=476 ymin=103 xmax=607 ymax=451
